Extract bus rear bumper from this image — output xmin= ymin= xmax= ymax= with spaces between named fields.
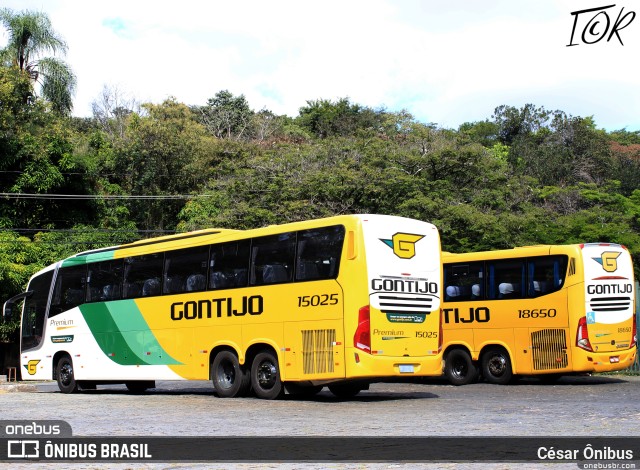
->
xmin=345 ymin=348 xmax=444 ymax=378
xmin=572 ymin=347 xmax=637 ymax=373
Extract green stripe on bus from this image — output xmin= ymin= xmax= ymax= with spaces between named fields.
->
xmin=79 ymin=301 xmax=181 ymax=366
xmin=61 ymin=250 xmax=115 ymax=267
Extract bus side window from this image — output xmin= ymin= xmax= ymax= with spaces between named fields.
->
xmin=209 ymin=240 xmax=250 ymax=290
xmin=490 ymin=259 xmax=524 ymax=299
xmin=50 ymin=265 xmax=88 ymax=316
xmin=444 ymin=262 xmax=484 ymax=301
xmin=163 ymin=245 xmax=209 ymax=294
xmin=186 ymin=274 xmax=206 ymax=292
xmin=295 ymin=225 xmax=345 ymax=282
xmin=250 ymin=233 xmax=295 ymax=286
xmin=123 ymin=254 xmax=163 ymax=299
xmin=527 ymin=255 xmax=568 ymax=297
xmin=87 ymin=260 xmax=123 ymax=302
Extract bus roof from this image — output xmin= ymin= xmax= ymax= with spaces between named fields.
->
xmin=443 ymin=243 xmax=627 ymax=263
xmin=60 ymin=214 xmax=434 ymax=266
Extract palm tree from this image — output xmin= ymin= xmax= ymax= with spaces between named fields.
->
xmin=0 ymin=8 xmax=76 ymax=114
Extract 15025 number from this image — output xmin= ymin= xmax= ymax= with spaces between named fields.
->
xmin=298 ymin=294 xmax=339 ymax=307
xmin=518 ymin=309 xmax=557 ymax=318
xmin=415 ymin=331 xmax=438 ymax=338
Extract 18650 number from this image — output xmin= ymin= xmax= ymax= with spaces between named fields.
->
xmin=518 ymin=308 xmax=557 ymax=318
xmin=298 ymin=294 xmax=339 ymax=307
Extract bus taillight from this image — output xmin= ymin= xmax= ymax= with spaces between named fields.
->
xmin=354 ymin=305 xmax=371 ymax=353
xmin=576 ymin=316 xmax=593 ymax=352
xmin=632 ymin=313 xmax=637 ymax=348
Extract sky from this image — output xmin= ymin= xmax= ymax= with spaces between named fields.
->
xmin=2 ymin=0 xmax=640 ymax=131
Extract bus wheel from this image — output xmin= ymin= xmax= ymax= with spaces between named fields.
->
xmin=328 ymin=383 xmax=364 ymax=398
xmin=444 ymin=349 xmax=479 ymax=386
xmin=212 ymin=350 xmax=250 ymax=398
xmin=251 ymin=351 xmax=284 ymax=399
xmin=125 ymin=381 xmax=155 ymax=393
xmin=481 ymin=347 xmax=513 ymax=385
xmin=56 ymin=356 xmax=78 ymax=394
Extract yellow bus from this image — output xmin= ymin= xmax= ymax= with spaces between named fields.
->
xmin=3 ymin=214 xmax=443 ymax=398
xmin=441 ymin=243 xmax=637 ymax=385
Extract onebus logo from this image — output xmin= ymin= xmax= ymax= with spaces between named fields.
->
xmin=380 ymin=233 xmax=425 ymax=259
xmin=593 ymin=251 xmax=621 ymax=273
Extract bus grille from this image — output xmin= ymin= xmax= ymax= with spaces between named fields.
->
xmin=372 ymin=293 xmax=434 ymax=315
xmin=531 ymin=329 xmax=568 ymax=370
xmin=302 ymin=329 xmax=335 ymax=374
xmin=589 ymin=296 xmax=633 ymax=312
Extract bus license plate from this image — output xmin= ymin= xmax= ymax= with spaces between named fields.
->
xmin=399 ymin=364 xmax=414 ymax=373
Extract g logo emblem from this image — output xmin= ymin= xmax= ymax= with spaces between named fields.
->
xmin=594 ymin=252 xmax=621 ymax=273
xmin=25 ymin=359 xmax=41 ymax=375
xmin=380 ymin=233 xmax=425 ymax=259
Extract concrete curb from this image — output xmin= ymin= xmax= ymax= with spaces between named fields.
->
xmin=0 ymin=383 xmax=39 ymax=393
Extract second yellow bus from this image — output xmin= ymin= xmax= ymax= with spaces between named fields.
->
xmin=441 ymin=243 xmax=637 ymax=385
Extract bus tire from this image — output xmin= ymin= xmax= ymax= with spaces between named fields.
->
xmin=481 ymin=347 xmax=513 ymax=385
xmin=251 ymin=351 xmax=284 ymax=399
xmin=56 ymin=356 xmax=78 ymax=394
xmin=212 ymin=350 xmax=250 ymax=398
xmin=125 ymin=381 xmax=155 ymax=393
xmin=328 ymin=383 xmax=365 ymax=398
xmin=444 ymin=349 xmax=479 ymax=386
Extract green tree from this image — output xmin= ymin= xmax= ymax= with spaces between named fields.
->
xmin=0 ymin=66 xmax=33 ymax=164
xmin=115 ymin=98 xmax=218 ymax=232
xmin=296 ymin=98 xmax=385 ymax=139
xmin=0 ymin=8 xmax=76 ymax=114
xmin=492 ymin=104 xmax=553 ymax=146
xmin=195 ymin=90 xmax=254 ymax=140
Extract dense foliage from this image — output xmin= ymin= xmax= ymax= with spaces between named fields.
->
xmin=1 ymin=10 xmax=639 ymax=339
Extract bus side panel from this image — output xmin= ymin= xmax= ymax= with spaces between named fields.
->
xmin=283 ymin=319 xmax=345 ymax=381
xmin=444 ymin=328 xmax=475 ymax=358
xmin=138 ymin=294 xmax=243 ymax=380
xmin=473 ymin=328 xmax=515 ymax=363
xmin=281 ymin=281 xmax=345 ymax=381
xmin=234 ymin=281 xmax=346 ymax=382
xmin=513 ymin=328 xmax=531 ymax=374
xmin=77 ymin=301 xmax=183 ymax=381
xmin=443 ymin=289 xmax=571 ymax=374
